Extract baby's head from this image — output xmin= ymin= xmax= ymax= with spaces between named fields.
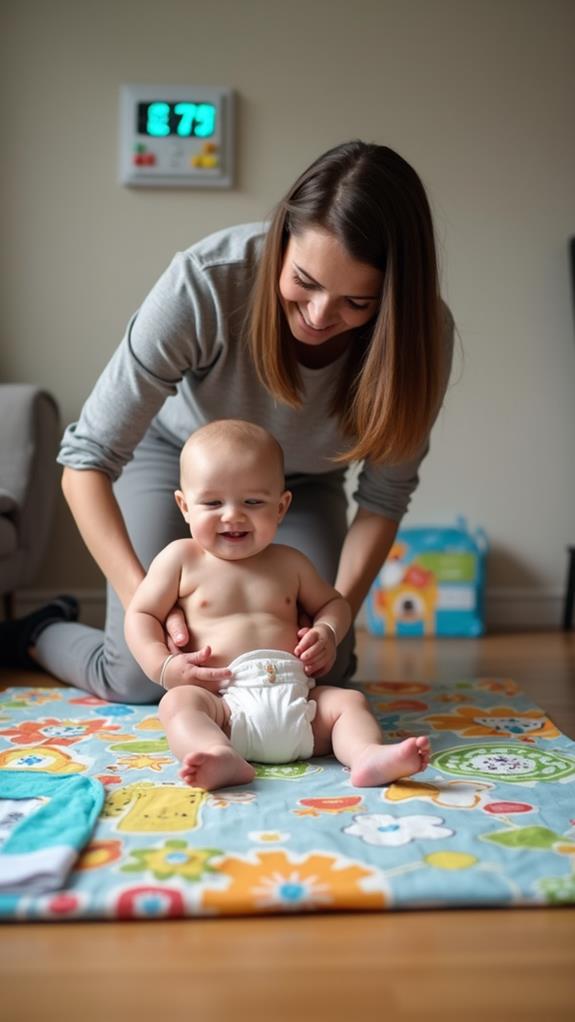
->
xmin=180 ymin=420 xmax=286 ymax=491
xmin=175 ymin=420 xmax=292 ymax=560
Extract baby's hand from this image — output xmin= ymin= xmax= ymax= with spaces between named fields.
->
xmin=161 ymin=646 xmax=232 ymax=693
xmin=294 ymin=624 xmax=336 ymax=678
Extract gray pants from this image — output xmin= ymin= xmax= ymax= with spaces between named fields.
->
xmin=35 ymin=428 xmax=356 ymax=702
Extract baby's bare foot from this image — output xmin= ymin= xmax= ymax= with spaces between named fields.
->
xmin=180 ymin=745 xmax=256 ymax=791
xmin=350 ymin=736 xmax=431 ymax=787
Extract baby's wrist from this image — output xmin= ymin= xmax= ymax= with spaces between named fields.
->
xmin=316 ymin=621 xmax=338 ymax=646
xmin=158 ymin=652 xmax=180 ymax=689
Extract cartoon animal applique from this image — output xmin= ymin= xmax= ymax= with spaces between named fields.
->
xmin=0 ymin=745 xmax=85 ymax=774
xmin=375 ymin=546 xmax=438 ymax=636
xmin=102 ymin=782 xmax=208 ymax=833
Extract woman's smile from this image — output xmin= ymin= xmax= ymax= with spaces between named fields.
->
xmin=296 ymin=306 xmax=337 ymax=336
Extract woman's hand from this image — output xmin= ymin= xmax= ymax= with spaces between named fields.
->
xmin=164 ymin=604 xmax=191 ymax=653
xmin=297 ymin=606 xmax=312 ymax=630
xmin=162 ymin=647 xmax=232 ymax=692
xmin=294 ymin=623 xmax=337 ymax=678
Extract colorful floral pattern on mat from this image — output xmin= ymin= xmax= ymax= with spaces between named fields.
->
xmin=0 ymin=678 xmax=574 ymax=920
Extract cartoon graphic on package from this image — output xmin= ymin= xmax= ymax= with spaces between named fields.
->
xmin=366 ymin=520 xmax=487 ymax=637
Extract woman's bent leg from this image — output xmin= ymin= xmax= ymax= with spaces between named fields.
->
xmin=33 ymin=430 xmax=187 ymax=702
xmin=277 ymin=471 xmax=356 ymax=687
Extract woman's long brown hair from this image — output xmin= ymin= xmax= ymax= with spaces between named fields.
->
xmin=247 ymin=141 xmax=445 ymax=465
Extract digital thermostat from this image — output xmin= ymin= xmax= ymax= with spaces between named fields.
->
xmin=119 ymin=84 xmax=235 ymax=188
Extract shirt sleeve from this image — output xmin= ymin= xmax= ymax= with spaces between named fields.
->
xmin=57 ymin=250 xmax=220 ymax=481
xmin=353 ymin=302 xmax=455 ymax=521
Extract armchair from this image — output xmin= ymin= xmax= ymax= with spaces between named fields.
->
xmin=0 ymin=385 xmax=60 ymax=618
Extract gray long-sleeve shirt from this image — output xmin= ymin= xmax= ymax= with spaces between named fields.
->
xmin=58 ymin=222 xmax=454 ymax=521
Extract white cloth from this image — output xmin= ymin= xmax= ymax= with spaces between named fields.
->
xmin=221 ymin=650 xmax=316 ymax=764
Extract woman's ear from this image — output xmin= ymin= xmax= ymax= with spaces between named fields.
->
xmin=174 ymin=489 xmax=190 ymax=522
xmin=278 ymin=489 xmax=292 ymax=522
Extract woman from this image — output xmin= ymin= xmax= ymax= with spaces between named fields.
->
xmin=2 ymin=140 xmax=453 ymax=701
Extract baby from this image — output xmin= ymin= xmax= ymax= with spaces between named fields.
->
xmin=125 ymin=419 xmax=430 ymax=790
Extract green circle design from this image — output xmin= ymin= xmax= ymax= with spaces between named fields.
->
xmin=252 ymin=762 xmax=322 ymax=780
xmin=432 ymin=743 xmax=575 ymax=783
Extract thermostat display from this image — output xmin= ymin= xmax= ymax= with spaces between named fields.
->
xmin=137 ymin=102 xmax=216 ymax=138
xmin=119 ymin=85 xmax=234 ymax=188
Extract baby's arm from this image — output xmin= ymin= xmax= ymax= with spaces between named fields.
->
xmin=289 ymin=549 xmax=352 ymax=677
xmin=124 ymin=542 xmax=231 ymax=691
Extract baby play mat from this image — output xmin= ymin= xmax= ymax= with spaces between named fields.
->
xmin=0 ymin=678 xmax=574 ymax=920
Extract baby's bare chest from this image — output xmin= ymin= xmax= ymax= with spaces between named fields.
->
xmin=181 ymin=562 xmax=299 ymax=620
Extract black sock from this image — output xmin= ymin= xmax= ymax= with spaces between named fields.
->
xmin=0 ymin=595 xmax=79 ymax=670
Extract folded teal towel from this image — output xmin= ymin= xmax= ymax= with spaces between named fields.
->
xmin=0 ymin=771 xmax=104 ymax=895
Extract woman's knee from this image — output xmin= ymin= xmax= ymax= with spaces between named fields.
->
xmin=102 ymin=669 xmax=161 ymax=704
xmin=88 ymin=650 xmax=161 ymax=704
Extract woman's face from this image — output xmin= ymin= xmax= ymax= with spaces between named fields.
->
xmin=278 ymin=227 xmax=383 ymax=349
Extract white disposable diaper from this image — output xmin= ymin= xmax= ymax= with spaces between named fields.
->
xmin=221 ymin=650 xmax=316 ymax=764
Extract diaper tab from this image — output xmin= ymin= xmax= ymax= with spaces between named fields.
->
xmin=264 ymin=661 xmax=277 ymax=684
xmin=228 ymin=649 xmax=300 ymax=670
xmin=226 ymin=649 xmax=313 ymax=691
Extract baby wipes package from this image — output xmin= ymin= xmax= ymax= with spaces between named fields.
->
xmin=365 ymin=518 xmax=488 ymax=637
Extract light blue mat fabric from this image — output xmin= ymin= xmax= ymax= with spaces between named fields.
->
xmin=0 ymin=678 xmax=573 ymax=920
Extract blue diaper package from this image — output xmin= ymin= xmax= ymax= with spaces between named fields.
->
xmin=366 ymin=518 xmax=488 ymax=637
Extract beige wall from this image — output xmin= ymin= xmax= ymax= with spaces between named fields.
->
xmin=2 ymin=0 xmax=574 ymax=627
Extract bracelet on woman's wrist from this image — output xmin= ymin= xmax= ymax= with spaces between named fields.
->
xmin=158 ymin=653 xmax=179 ymax=689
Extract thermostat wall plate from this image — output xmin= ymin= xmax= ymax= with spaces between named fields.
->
xmin=119 ymin=84 xmax=235 ymax=188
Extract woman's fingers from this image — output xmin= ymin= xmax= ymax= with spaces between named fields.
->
xmin=165 ymin=605 xmax=189 ymax=647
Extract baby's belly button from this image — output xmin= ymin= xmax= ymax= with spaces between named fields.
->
xmin=222 ymin=621 xmax=295 ymax=652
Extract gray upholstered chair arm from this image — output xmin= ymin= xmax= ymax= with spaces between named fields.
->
xmin=0 ymin=490 xmax=19 ymax=514
xmin=0 ymin=384 xmax=60 ymax=585
xmin=1 ymin=386 xmax=54 ymax=508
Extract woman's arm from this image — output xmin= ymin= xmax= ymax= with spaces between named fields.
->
xmin=334 ymin=507 xmax=399 ymax=619
xmin=61 ymin=467 xmax=145 ymax=609
xmin=62 ymin=466 xmax=192 ymax=645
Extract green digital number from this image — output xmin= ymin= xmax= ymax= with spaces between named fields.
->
xmin=173 ymin=103 xmax=194 ymax=136
xmin=147 ymin=102 xmax=170 ymax=137
xmin=194 ymin=103 xmax=216 ymax=138
xmin=173 ymin=102 xmax=216 ymax=138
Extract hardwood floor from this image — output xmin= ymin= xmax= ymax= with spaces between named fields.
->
xmin=357 ymin=629 xmax=575 ymax=738
xmin=1 ymin=631 xmax=574 ymax=1022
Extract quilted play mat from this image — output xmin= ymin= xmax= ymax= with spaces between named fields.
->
xmin=0 ymin=677 xmax=574 ymax=920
